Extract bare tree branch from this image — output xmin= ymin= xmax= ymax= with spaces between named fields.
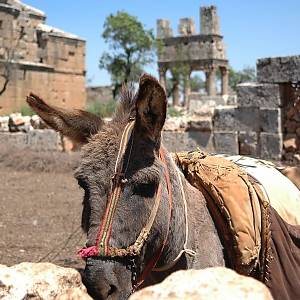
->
xmin=0 ymin=27 xmax=25 ymax=96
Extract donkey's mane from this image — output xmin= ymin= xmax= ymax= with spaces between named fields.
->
xmin=112 ymin=83 xmax=137 ymax=124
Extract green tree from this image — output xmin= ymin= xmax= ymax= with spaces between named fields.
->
xmin=99 ymin=11 xmax=155 ymax=98
xmin=190 ymin=74 xmax=205 ymax=92
xmin=228 ymin=66 xmax=256 ymax=91
xmin=215 ymin=66 xmax=256 ymax=92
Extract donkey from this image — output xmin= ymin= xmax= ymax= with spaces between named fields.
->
xmin=27 ymin=74 xmax=300 ymax=300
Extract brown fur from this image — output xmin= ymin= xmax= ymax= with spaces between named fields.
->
xmin=27 ymin=74 xmax=225 ymax=300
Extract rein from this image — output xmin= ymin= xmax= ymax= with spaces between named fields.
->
xmin=78 ymin=118 xmax=195 ymax=290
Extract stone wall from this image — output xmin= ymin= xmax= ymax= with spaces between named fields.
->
xmin=257 ymin=55 xmax=300 ymax=163
xmin=0 ymin=0 xmax=86 ymax=114
xmin=173 ymin=55 xmax=300 ymax=161
xmin=0 ymin=129 xmax=62 ymax=151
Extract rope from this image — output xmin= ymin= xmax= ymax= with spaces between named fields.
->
xmin=153 ymin=166 xmax=196 ymax=272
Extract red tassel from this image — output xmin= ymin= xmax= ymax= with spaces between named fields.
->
xmin=78 ymin=246 xmax=99 ymax=258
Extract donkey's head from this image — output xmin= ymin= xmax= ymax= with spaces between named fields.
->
xmin=27 ymin=75 xmax=174 ymax=299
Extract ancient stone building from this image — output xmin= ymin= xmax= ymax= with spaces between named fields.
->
xmin=157 ymin=6 xmax=229 ymax=106
xmin=0 ymin=0 xmax=86 ymax=114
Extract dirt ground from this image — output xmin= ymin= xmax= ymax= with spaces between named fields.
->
xmin=0 ymin=145 xmax=86 ymax=269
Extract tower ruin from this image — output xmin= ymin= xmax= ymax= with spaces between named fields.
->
xmin=157 ymin=5 xmax=228 ymax=106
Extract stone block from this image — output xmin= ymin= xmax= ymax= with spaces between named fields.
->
xmin=237 ymin=83 xmax=282 ymax=108
xmin=189 ymin=95 xmax=226 ymax=115
xmin=187 ymin=117 xmax=212 ymax=132
xmin=257 ymin=55 xmax=300 ymax=83
xmin=235 ymin=107 xmax=260 ymax=132
xmin=260 ymin=133 xmax=283 ymax=160
xmin=162 ymin=131 xmax=214 ymax=153
xmin=213 ymin=106 xmax=236 ymax=131
xmin=214 ymin=131 xmax=238 ymax=155
xmin=214 ymin=107 xmax=260 ymax=132
xmin=260 ymin=108 xmax=282 ymax=133
xmin=238 ymin=131 xmax=259 ymax=157
xmin=187 ymin=131 xmax=214 ymax=152
xmin=162 ymin=132 xmax=185 ymax=152
xmin=188 ymin=99 xmax=215 ymax=116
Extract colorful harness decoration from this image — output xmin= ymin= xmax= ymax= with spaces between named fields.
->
xmin=78 ymin=119 xmax=172 ymax=260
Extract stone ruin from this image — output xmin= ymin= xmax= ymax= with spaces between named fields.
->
xmin=157 ymin=6 xmax=229 ymax=107
xmin=1 ymin=55 xmax=299 ymax=161
xmin=156 ymin=5 xmax=299 ymax=161
xmin=163 ymin=55 xmax=300 ymax=162
xmin=213 ymin=55 xmax=300 ymax=161
xmin=0 ymin=0 xmax=86 ymax=114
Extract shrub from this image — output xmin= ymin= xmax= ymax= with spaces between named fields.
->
xmin=20 ymin=105 xmax=35 ymax=116
xmin=86 ymin=99 xmax=117 ymax=118
xmin=167 ymin=106 xmax=184 ymax=117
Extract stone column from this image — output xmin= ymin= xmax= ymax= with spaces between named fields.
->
xmin=183 ymin=70 xmax=191 ymax=108
xmin=173 ymin=80 xmax=180 ymax=106
xmin=205 ymin=71 xmax=209 ymax=95
xmin=207 ymin=68 xmax=216 ymax=96
xmin=158 ymin=67 xmax=167 ymax=92
xmin=221 ymin=67 xmax=229 ymax=96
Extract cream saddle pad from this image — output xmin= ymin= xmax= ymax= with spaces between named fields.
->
xmin=223 ymin=155 xmax=300 ymax=226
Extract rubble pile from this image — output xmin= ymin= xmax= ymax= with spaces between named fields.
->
xmin=0 ymin=113 xmax=44 ymax=133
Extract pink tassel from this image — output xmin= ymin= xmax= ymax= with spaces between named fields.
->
xmin=78 ymin=246 xmax=99 ymax=258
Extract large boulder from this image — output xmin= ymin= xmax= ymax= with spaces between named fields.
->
xmin=0 ymin=262 xmax=92 ymax=300
xmin=130 ymin=267 xmax=273 ymax=300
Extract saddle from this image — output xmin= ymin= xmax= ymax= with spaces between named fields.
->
xmin=174 ymin=150 xmax=300 ymax=300
xmin=174 ymin=150 xmax=269 ymax=277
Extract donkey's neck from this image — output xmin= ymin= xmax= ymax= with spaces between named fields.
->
xmin=156 ymin=152 xmax=225 ymax=273
xmin=183 ymin=176 xmax=225 ymax=269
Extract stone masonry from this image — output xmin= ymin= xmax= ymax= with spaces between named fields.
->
xmin=212 ymin=55 xmax=300 ymax=160
xmin=157 ymin=6 xmax=229 ymax=107
xmin=163 ymin=55 xmax=300 ymax=161
xmin=0 ymin=0 xmax=86 ymax=114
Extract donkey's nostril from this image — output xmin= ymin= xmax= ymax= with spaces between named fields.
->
xmin=107 ymin=284 xmax=117 ymax=296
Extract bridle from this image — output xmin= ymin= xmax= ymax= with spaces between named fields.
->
xmin=78 ymin=118 xmax=195 ymax=291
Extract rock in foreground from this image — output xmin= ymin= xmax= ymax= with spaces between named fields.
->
xmin=0 ymin=262 xmax=92 ymax=300
xmin=130 ymin=267 xmax=273 ymax=300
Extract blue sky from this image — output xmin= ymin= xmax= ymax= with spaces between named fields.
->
xmin=24 ymin=0 xmax=300 ymax=86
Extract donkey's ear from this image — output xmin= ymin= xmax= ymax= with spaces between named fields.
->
xmin=135 ymin=74 xmax=167 ymax=142
xmin=26 ymin=93 xmax=103 ymax=144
